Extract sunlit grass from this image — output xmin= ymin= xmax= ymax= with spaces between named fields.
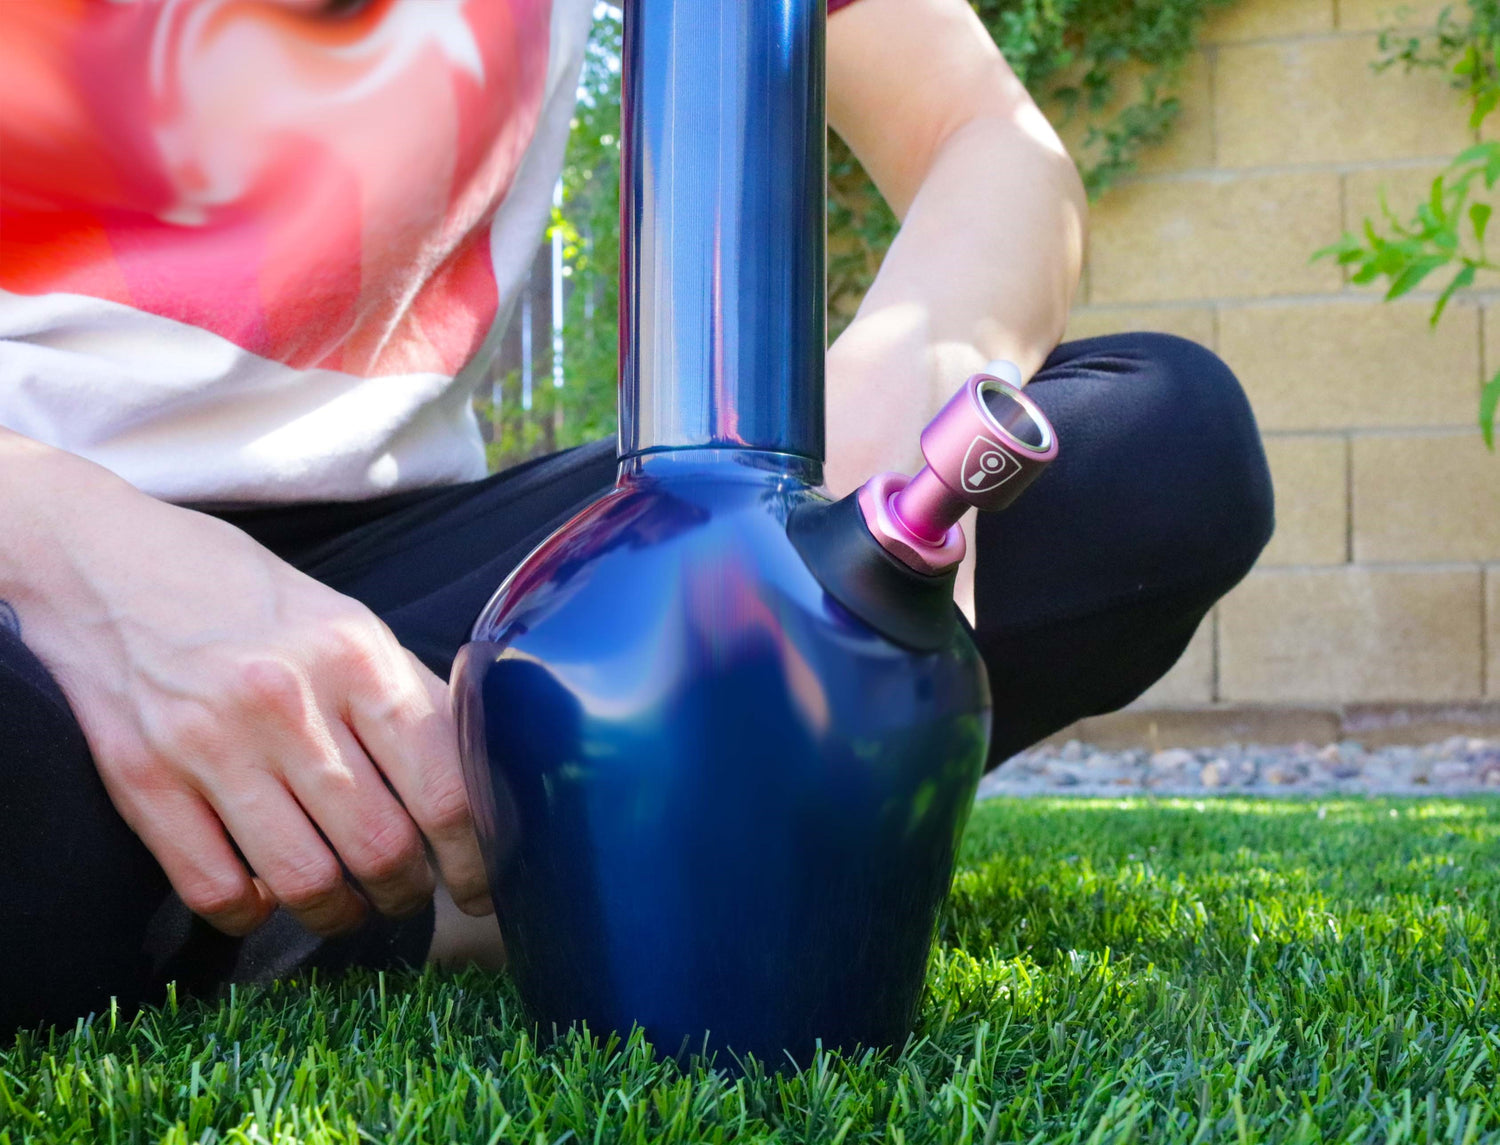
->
xmin=3 ymin=797 xmax=1498 ymax=1143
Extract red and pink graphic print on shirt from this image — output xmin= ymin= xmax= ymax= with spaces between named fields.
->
xmin=0 ymin=0 xmax=553 ymax=380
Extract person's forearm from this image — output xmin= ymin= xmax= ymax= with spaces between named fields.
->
xmin=0 ymin=428 xmax=137 ymax=636
xmin=825 ymin=112 xmax=1085 ymax=498
xmin=0 ymin=425 xmax=491 ymax=934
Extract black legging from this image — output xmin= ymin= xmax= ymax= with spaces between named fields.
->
xmin=0 ymin=332 xmax=1274 ymax=1034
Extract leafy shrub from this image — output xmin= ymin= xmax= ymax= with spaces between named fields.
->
xmin=499 ymin=0 xmax=1233 ymax=466
xmin=1318 ymin=0 xmax=1500 ymax=449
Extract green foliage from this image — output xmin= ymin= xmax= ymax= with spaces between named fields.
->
xmin=547 ymin=8 xmax=624 ymax=457
xmin=830 ymin=0 xmax=1235 ymax=327
xmin=5 ymin=797 xmax=1500 ymax=1143
xmin=496 ymin=0 xmax=1232 ymax=468
xmin=1317 ymin=0 xmax=1500 ymax=449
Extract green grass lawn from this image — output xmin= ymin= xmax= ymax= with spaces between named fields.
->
xmin=4 ymin=797 xmax=1500 ymax=1144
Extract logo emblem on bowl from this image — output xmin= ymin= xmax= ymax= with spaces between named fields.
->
xmin=961 ymin=436 xmax=1020 ymax=494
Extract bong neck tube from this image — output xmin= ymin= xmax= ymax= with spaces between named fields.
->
xmin=618 ymin=0 xmax=827 ymax=463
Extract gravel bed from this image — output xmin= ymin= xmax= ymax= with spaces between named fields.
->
xmin=979 ymin=736 xmax=1500 ymax=798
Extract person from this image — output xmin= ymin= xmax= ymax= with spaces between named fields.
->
xmin=0 ymin=0 xmax=1273 ymax=1034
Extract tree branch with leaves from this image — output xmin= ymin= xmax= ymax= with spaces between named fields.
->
xmin=1317 ymin=0 xmax=1500 ymax=449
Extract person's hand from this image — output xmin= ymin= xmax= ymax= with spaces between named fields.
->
xmin=2 ymin=440 xmax=491 ymax=937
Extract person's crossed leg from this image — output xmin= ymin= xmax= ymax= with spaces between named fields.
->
xmin=0 ymin=331 xmax=1271 ymax=1033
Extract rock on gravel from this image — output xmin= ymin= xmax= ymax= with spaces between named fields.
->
xmin=1150 ymin=749 xmax=1196 ymax=771
xmin=1266 ymin=762 xmax=1307 ymax=785
xmin=977 ymin=736 xmax=1500 ymax=798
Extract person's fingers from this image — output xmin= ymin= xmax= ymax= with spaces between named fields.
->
xmin=211 ymin=777 xmax=367 ymax=936
xmin=343 ymin=645 xmax=492 ymax=915
xmin=124 ymin=787 xmax=276 ymax=935
xmin=282 ymin=722 xmax=436 ymax=919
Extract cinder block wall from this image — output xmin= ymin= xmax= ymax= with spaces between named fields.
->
xmin=1066 ymin=0 xmax=1500 ymax=711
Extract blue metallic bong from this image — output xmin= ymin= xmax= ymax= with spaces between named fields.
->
xmin=452 ymin=0 xmax=1056 ymax=1063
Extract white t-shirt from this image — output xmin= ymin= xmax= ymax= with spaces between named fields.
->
xmin=0 ymin=0 xmax=595 ymax=504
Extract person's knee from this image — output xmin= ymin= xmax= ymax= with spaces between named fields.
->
xmin=1107 ymin=332 xmax=1274 ymax=592
xmin=0 ymin=631 xmax=175 ymax=1032
xmin=973 ymin=333 xmax=1275 ymax=760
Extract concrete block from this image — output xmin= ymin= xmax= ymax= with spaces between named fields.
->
xmin=1203 ymin=0 xmax=1333 ymax=43
xmin=1218 ymin=567 xmax=1483 ymax=702
xmin=1088 ymin=172 xmax=1342 ymax=304
xmin=1045 ymin=702 xmax=1500 ymax=749
xmin=1058 ymin=53 xmax=1215 ymax=176
xmin=1065 ymin=305 xmax=1216 ymax=348
xmin=1339 ymin=0 xmax=1448 ymax=30
xmin=1260 ymin=435 xmax=1347 ymax=566
xmin=1352 ymin=433 xmax=1500 ymax=562
xmin=1045 ymin=706 xmax=1343 ymax=750
xmin=1489 ymin=567 xmax=1499 ymax=697
xmin=1341 ymin=702 xmax=1500 ymax=743
xmin=1216 ymin=35 xmax=1469 ymax=167
xmin=1482 ymin=304 xmax=1500 ymax=381
xmin=1217 ymin=298 xmax=1480 ymax=431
